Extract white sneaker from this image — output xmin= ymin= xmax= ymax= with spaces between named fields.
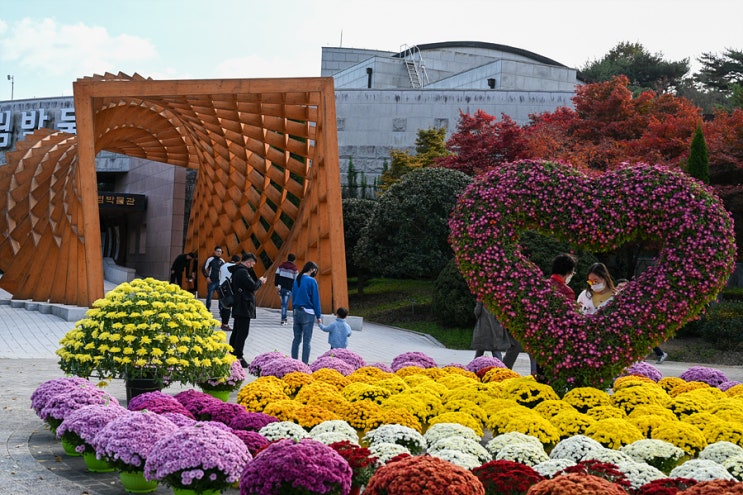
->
xmin=656 ymin=352 xmax=668 ymax=364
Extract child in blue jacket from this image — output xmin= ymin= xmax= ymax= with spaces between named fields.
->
xmin=318 ymin=307 xmax=352 ymax=349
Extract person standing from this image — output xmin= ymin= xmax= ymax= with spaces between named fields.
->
xmin=202 ymin=246 xmax=224 ymax=311
xmin=549 ymin=253 xmax=578 ymax=301
xmin=319 ymin=307 xmax=352 ymax=349
xmin=218 ymin=254 xmax=241 ymax=332
xmin=274 ymin=253 xmax=299 ymax=325
xmin=471 ymin=300 xmax=511 ymax=359
xmin=228 ymin=253 xmax=267 ymax=367
xmin=170 ymin=252 xmax=195 ymax=287
xmin=291 ymin=261 xmax=322 ymax=364
xmin=577 ymin=262 xmax=615 ymax=314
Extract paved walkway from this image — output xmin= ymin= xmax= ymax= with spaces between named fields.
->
xmin=1 ymin=286 xmax=741 ymax=494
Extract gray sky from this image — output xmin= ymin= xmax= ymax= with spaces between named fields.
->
xmin=1 ymin=0 xmax=741 ymax=100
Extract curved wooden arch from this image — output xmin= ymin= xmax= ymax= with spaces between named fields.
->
xmin=0 ymin=73 xmax=347 ymax=312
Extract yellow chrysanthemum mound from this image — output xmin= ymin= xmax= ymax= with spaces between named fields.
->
xmin=57 ymin=278 xmax=232 ymax=386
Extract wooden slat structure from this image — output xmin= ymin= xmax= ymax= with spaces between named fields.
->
xmin=0 ymin=73 xmax=348 ymax=312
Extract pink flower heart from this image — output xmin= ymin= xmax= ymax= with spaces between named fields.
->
xmin=450 ymin=160 xmax=736 ymax=392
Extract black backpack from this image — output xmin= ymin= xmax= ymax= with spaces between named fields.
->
xmin=218 ymin=276 xmax=238 ymax=308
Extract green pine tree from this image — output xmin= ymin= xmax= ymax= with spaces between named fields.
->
xmin=687 ymin=125 xmax=710 ymax=184
xmin=346 ymin=157 xmax=358 ymax=198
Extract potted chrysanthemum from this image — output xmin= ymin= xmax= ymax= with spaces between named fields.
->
xmin=91 ymin=410 xmax=179 ymax=493
xmin=56 ymin=402 xmax=129 ymax=471
xmin=144 ymin=423 xmax=251 ymax=495
xmin=197 ymin=359 xmax=247 ymax=401
xmin=240 ymin=438 xmax=352 ymax=495
xmin=56 ymin=278 xmax=235 ymax=400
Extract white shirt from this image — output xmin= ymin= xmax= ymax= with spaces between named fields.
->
xmin=577 ymin=289 xmax=613 ymax=314
xmin=219 ymin=262 xmax=235 ymax=284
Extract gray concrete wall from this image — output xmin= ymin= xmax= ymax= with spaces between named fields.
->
xmin=335 ymin=88 xmax=575 ymax=179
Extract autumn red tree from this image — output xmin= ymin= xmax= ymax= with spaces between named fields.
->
xmin=436 ymin=110 xmax=530 ymax=175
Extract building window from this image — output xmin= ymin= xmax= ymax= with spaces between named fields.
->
xmin=392 ymin=118 xmax=407 ymax=132
xmin=337 ymin=118 xmax=345 ymax=131
xmin=434 ymin=118 xmax=449 ymax=129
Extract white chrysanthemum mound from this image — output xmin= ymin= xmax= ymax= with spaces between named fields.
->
xmin=620 ymin=439 xmax=686 ymax=466
xmin=258 ymin=421 xmax=309 ymax=442
xmin=428 ymin=436 xmax=490 ymax=464
xmin=533 ymin=458 xmax=577 ymax=478
xmin=423 ymin=422 xmax=481 ymax=446
xmin=495 ymin=442 xmax=549 ymax=466
xmin=429 ymin=449 xmax=481 ymax=470
xmin=363 ymin=424 xmax=426 ymax=454
xmin=669 ymin=459 xmax=737 ymax=481
xmin=616 ymin=460 xmax=667 ymax=490
xmin=309 ymin=420 xmax=359 ymax=445
xmin=486 ymin=431 xmax=544 ymax=457
xmin=583 ymin=447 xmax=632 ymax=465
xmin=698 ymin=441 xmax=743 ymax=464
xmin=550 ymin=435 xmax=604 ymax=462
xmin=368 ymin=442 xmax=410 ymax=465
xmin=721 ymin=454 xmax=743 ymax=481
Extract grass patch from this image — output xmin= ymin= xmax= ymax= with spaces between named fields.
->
xmin=348 ymin=278 xmax=473 ymax=350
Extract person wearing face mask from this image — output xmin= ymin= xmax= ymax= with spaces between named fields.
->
xmin=290 ymin=261 xmax=323 ymax=364
xmin=577 ymin=262 xmax=615 ymax=314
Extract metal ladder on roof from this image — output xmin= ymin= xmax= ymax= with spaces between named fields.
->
xmin=401 ymin=44 xmax=429 ymax=88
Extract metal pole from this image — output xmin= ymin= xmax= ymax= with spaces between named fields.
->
xmin=6 ymin=75 xmax=13 ymax=100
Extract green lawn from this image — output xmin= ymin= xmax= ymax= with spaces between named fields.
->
xmin=347 ymin=278 xmax=473 ymax=349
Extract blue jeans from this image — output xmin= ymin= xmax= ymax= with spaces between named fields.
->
xmin=279 ymin=288 xmax=292 ymax=322
xmin=205 ymin=280 xmax=220 ymax=310
xmin=291 ymin=308 xmax=315 ymax=363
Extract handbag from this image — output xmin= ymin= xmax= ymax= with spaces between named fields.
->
xmin=218 ymin=278 xmax=236 ymax=308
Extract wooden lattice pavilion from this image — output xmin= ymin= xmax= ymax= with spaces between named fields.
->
xmin=0 ymin=73 xmax=347 ymax=312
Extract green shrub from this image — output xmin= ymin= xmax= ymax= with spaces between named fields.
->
xmin=699 ymin=301 xmax=743 ymax=351
xmin=342 ymin=198 xmax=377 ymax=277
xmin=432 ymin=259 xmax=477 ymax=327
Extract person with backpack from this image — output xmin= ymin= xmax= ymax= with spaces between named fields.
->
xmin=217 ymin=254 xmax=241 ymax=332
xmin=274 ymin=253 xmax=298 ymax=325
xmin=228 ymin=253 xmax=267 ymax=367
xmin=202 ymin=246 xmax=224 ymax=311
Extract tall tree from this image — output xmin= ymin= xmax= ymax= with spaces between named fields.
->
xmin=436 ymin=110 xmax=530 ymax=176
xmin=695 ymin=48 xmax=743 ymax=93
xmin=580 ymin=41 xmax=689 ymax=93
xmin=687 ymin=125 xmax=710 ymax=184
xmin=378 ymin=127 xmax=448 ymax=191
xmin=345 ymin=157 xmax=358 ymax=199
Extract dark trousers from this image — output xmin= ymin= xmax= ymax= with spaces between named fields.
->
xmin=219 ymin=303 xmax=231 ymax=326
xmin=229 ymin=317 xmax=251 ymax=359
xmin=653 ymin=346 xmax=664 ymax=356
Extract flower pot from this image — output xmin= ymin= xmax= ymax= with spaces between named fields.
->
xmin=125 ymin=376 xmax=163 ymax=403
xmin=200 ymin=387 xmax=231 ymax=402
xmin=83 ymin=451 xmax=115 ymax=472
xmin=350 ymin=486 xmax=362 ymax=495
xmin=61 ymin=437 xmax=81 ymax=457
xmin=172 ymin=487 xmax=221 ymax=495
xmin=119 ymin=470 xmax=158 ymax=493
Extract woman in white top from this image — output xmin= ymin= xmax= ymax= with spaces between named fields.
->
xmin=577 ymin=263 xmax=616 ymax=314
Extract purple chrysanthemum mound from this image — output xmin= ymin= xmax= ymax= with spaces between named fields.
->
xmin=719 ymin=381 xmax=742 ymax=392
xmin=259 ymin=356 xmax=312 ymax=378
xmin=56 ymin=403 xmax=129 ymax=450
xmin=39 ymin=386 xmax=119 ymax=423
xmin=230 ymin=429 xmax=269 ymax=456
xmin=228 ymin=411 xmax=279 ymax=432
xmin=91 ymin=410 xmax=178 ymax=471
xmin=466 ymin=356 xmax=507 ymax=373
xmin=679 ymin=366 xmax=729 ymax=387
xmin=31 ymin=377 xmax=94 ymax=415
xmin=316 ymin=348 xmax=366 ymax=370
xmin=247 ymin=351 xmax=287 ymax=376
xmin=391 ymin=352 xmax=438 ymax=372
xmin=128 ymin=390 xmax=195 ymax=419
xmin=240 ymin=438 xmax=352 ymax=495
xmin=174 ymin=389 xmax=223 ymax=419
xmin=621 ymin=361 xmax=663 ymax=382
xmin=310 ymin=356 xmax=356 ymax=376
xmin=145 ymin=423 xmax=251 ymax=491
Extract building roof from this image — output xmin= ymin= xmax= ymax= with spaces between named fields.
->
xmin=392 ymin=41 xmax=567 ymax=68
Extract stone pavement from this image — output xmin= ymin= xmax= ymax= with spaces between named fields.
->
xmin=1 ymin=286 xmax=741 ymax=495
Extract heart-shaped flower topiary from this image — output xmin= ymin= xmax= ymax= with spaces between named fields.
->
xmin=449 ymin=160 xmax=736 ymax=393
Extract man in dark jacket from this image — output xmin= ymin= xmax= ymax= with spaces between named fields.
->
xmin=170 ymin=252 xmax=195 ymax=287
xmin=228 ymin=253 xmax=267 ymax=367
xmin=274 ymin=253 xmax=298 ymax=325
